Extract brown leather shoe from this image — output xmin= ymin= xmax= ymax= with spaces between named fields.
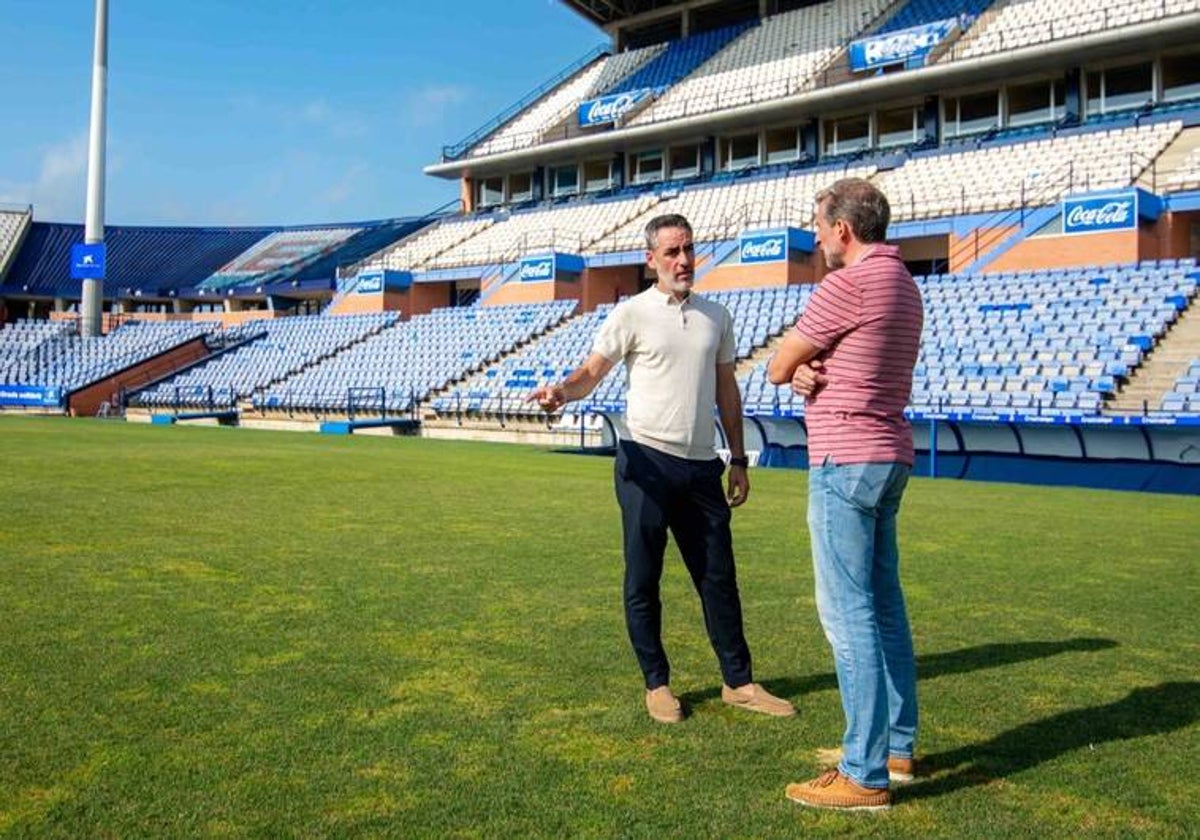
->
xmin=721 ymin=682 xmax=796 ymax=717
xmin=645 ymin=685 xmax=683 ymax=723
xmin=785 ymin=769 xmax=891 ymax=811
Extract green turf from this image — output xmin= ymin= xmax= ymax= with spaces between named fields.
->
xmin=0 ymin=415 xmax=1197 ymax=838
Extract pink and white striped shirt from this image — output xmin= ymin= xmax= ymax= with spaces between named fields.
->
xmin=795 ymin=244 xmax=924 ymax=467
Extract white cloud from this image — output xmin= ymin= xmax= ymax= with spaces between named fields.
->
xmin=403 ymin=83 xmax=470 ymax=127
xmin=320 ymin=161 xmax=370 ymax=208
xmin=0 ymin=132 xmax=89 ymax=221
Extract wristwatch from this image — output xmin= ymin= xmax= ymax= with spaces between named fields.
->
xmin=728 ymin=455 xmax=749 ymax=469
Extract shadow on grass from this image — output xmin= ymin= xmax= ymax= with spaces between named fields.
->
xmin=680 ymin=638 xmax=1118 ymax=705
xmin=902 ymin=681 xmax=1200 ymax=801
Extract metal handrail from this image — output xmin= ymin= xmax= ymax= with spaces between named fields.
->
xmin=442 ymin=44 xmax=610 ymax=161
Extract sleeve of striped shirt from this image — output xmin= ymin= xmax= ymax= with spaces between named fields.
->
xmin=795 ymin=270 xmax=861 ymax=350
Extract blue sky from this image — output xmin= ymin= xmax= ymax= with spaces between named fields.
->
xmin=0 ymin=0 xmax=601 ymax=226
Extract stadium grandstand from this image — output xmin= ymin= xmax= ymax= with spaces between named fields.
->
xmin=1 ymin=0 xmax=1199 ymax=492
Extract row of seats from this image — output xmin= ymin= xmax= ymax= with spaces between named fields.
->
xmin=878 ymin=121 xmax=1181 ymax=220
xmin=0 ymin=209 xmax=30 ymax=271
xmin=253 ymin=301 xmax=577 ymax=413
xmin=131 ymin=313 xmax=397 ymax=408
xmin=875 ymin=0 xmax=994 ymax=34
xmin=952 ymin=0 xmax=1200 ymax=61
xmin=1162 ymin=359 xmax=1200 ymax=412
xmin=0 ymin=321 xmax=216 ymax=391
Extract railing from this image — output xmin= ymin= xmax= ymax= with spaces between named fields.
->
xmin=441 ymin=44 xmax=610 ymax=161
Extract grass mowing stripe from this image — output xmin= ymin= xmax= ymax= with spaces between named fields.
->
xmin=0 ymin=416 xmax=1197 ymax=837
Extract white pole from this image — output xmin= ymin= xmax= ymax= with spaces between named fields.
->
xmin=80 ymin=0 xmax=108 ymax=337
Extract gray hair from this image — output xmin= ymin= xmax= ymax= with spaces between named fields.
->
xmin=814 ymin=178 xmax=890 ymax=243
xmin=644 ymin=213 xmax=693 ymax=250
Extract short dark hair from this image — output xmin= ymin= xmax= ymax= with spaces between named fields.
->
xmin=644 ymin=213 xmax=693 ymax=250
xmin=815 ymin=178 xmax=890 ymax=243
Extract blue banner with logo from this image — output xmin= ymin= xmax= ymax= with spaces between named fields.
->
xmin=517 ymin=253 xmax=584 ymax=282
xmin=353 ymin=269 xmax=411 ymax=294
xmin=848 ymin=18 xmax=957 ymax=71
xmin=739 ymin=228 xmax=814 ymax=264
xmin=70 ymin=243 xmax=106 ymax=280
xmin=578 ymin=88 xmax=654 ymax=127
xmin=1062 ymin=191 xmax=1138 ymax=235
xmin=0 ymin=384 xmax=63 ymax=407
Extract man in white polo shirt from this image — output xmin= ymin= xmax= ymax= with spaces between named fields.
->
xmin=530 ymin=214 xmax=794 ymax=724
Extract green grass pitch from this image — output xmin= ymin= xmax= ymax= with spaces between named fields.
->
xmin=0 ymin=416 xmax=1197 ymax=837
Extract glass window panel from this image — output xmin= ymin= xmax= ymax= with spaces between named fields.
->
xmin=1163 ymin=53 xmax=1200 ymax=102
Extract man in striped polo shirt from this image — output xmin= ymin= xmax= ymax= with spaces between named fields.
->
xmin=767 ymin=178 xmax=924 ymax=811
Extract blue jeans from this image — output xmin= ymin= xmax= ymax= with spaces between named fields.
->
xmin=808 ymin=458 xmax=917 ymax=790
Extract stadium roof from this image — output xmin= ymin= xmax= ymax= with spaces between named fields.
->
xmin=558 ymin=0 xmax=691 ymax=27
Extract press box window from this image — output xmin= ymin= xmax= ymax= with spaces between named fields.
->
xmin=508 ymin=172 xmax=533 ymax=203
xmin=550 ymin=165 xmax=579 ymax=197
xmin=1161 ymin=53 xmax=1200 ymax=103
xmin=877 ymin=107 xmax=922 ymax=148
xmin=943 ymin=90 xmax=999 ymax=138
xmin=477 ymin=177 xmax=503 ymax=207
xmin=632 ymin=150 xmax=664 ymax=184
xmin=1007 ymin=79 xmax=1065 ymax=127
xmin=583 ymin=159 xmax=613 ymax=193
xmin=1086 ymin=62 xmax=1153 ymax=115
xmin=670 ymin=145 xmax=700 ymax=179
xmin=721 ymin=134 xmax=760 ymax=170
xmin=824 ymin=115 xmax=870 ymax=155
xmin=765 ymin=127 xmax=800 ymax=164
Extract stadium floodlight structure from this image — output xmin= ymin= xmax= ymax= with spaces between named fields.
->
xmin=81 ymin=0 xmax=109 ymax=338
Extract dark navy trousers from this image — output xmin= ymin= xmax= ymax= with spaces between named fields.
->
xmin=614 ymin=439 xmax=753 ymax=690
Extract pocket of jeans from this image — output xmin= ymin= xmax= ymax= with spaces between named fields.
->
xmin=838 ymin=464 xmax=889 ymax=511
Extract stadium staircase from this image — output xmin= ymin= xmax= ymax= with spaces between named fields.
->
xmin=734 ymin=334 xmax=786 ymax=381
xmin=1108 ymin=291 xmax=1200 ymax=412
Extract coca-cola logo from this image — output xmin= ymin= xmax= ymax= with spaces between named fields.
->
xmin=741 ymin=236 xmax=786 ymax=261
xmin=520 ymin=259 xmax=554 ymax=280
xmin=356 ymin=274 xmax=384 ymax=294
xmin=580 ymin=90 xmax=648 ymax=125
xmin=1065 ymin=199 xmax=1134 ymax=231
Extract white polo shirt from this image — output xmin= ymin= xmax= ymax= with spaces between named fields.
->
xmin=592 ymin=286 xmax=736 ymax=461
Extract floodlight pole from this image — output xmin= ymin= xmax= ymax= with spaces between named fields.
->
xmin=80 ymin=0 xmax=109 ymax=338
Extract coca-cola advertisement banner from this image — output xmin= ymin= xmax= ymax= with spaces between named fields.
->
xmin=578 ymin=89 xmax=653 ymax=127
xmin=1062 ymin=192 xmax=1138 ymax=236
xmin=739 ymin=228 xmax=814 ymax=264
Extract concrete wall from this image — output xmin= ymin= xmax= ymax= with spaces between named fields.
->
xmin=582 ymin=265 xmax=641 ymax=312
